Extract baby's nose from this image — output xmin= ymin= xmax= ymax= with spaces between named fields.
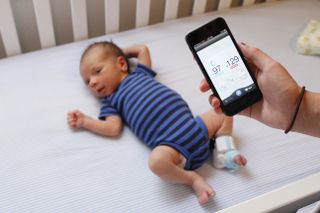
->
xmin=89 ymin=78 xmax=98 ymax=88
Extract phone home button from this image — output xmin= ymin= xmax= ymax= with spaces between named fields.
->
xmin=236 ymin=90 xmax=242 ymax=96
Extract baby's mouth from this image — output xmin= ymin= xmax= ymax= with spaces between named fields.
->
xmin=97 ymin=87 xmax=105 ymax=93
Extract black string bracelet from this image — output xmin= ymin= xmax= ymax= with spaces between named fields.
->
xmin=285 ymin=86 xmax=306 ymax=134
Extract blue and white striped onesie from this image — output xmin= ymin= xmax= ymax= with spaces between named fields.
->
xmin=99 ymin=64 xmax=210 ymax=170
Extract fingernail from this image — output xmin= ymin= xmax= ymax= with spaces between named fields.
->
xmin=209 ymin=95 xmax=213 ymax=105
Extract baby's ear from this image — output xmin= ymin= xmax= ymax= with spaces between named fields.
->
xmin=117 ymin=56 xmax=128 ymax=72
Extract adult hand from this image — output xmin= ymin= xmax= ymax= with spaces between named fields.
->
xmin=200 ymin=43 xmax=301 ymax=130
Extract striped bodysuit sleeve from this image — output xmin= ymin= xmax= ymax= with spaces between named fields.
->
xmin=99 ymin=97 xmax=119 ymax=120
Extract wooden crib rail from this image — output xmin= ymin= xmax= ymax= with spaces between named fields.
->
xmin=0 ymin=0 xmax=21 ymax=57
xmin=33 ymin=0 xmax=56 ymax=48
xmin=0 ymin=0 xmax=276 ymax=59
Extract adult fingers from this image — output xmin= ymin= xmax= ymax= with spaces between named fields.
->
xmin=200 ymin=79 xmax=210 ymax=92
xmin=209 ymin=95 xmax=223 ymax=114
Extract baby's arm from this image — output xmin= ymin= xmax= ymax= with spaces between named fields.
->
xmin=67 ymin=110 xmax=123 ymax=137
xmin=122 ymin=44 xmax=152 ymax=68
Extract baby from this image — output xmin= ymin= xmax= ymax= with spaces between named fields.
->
xmin=67 ymin=41 xmax=247 ymax=205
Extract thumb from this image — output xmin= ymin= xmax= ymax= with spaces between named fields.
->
xmin=238 ymin=42 xmax=274 ymax=71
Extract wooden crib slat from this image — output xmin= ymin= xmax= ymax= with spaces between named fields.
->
xmin=33 ymin=0 xmax=56 ymax=48
xmin=192 ymin=0 xmax=207 ymax=15
xmin=242 ymin=0 xmax=255 ymax=6
xmin=217 ymin=0 xmax=232 ymax=10
xmin=70 ymin=0 xmax=88 ymax=41
xmin=105 ymin=0 xmax=120 ymax=34
xmin=0 ymin=0 xmax=21 ymax=56
xmin=164 ymin=0 xmax=180 ymax=21
xmin=136 ymin=0 xmax=151 ymax=28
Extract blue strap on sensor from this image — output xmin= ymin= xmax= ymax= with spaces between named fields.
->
xmin=225 ymin=150 xmax=240 ymax=171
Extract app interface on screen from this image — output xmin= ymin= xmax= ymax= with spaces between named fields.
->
xmin=195 ymin=30 xmax=256 ymax=104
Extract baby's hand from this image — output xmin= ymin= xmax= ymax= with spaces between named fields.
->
xmin=67 ymin=110 xmax=86 ymax=129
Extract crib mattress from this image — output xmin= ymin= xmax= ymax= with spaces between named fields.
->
xmin=0 ymin=0 xmax=319 ymax=212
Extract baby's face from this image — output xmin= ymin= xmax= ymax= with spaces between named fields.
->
xmin=80 ymin=46 xmax=128 ymax=98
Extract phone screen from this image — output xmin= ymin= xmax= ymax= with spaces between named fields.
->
xmin=194 ymin=29 xmax=256 ymax=105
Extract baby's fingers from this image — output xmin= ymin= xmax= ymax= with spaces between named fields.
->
xmin=67 ymin=112 xmax=74 ymax=120
xmin=67 ymin=119 xmax=77 ymax=128
xmin=74 ymin=110 xmax=84 ymax=118
xmin=67 ymin=111 xmax=79 ymax=128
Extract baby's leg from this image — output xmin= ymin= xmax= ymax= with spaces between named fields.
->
xmin=199 ymin=109 xmax=233 ymax=138
xmin=149 ymin=145 xmax=214 ymax=205
xmin=199 ymin=110 xmax=246 ymax=168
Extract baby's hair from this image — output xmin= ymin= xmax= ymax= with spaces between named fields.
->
xmin=80 ymin=41 xmax=130 ymax=72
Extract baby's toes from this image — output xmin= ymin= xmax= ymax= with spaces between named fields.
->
xmin=234 ymin=155 xmax=247 ymax=166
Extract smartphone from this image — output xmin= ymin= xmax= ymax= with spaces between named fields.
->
xmin=185 ymin=17 xmax=262 ymax=116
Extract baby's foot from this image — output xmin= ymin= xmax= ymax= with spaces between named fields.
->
xmin=234 ymin=154 xmax=247 ymax=167
xmin=191 ymin=176 xmax=215 ymax=205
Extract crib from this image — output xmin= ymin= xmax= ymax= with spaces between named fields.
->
xmin=0 ymin=0 xmax=320 ymax=212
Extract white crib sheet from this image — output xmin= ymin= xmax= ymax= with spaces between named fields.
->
xmin=0 ymin=0 xmax=319 ymax=212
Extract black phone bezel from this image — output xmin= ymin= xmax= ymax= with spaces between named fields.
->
xmin=185 ymin=17 xmax=262 ymax=116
